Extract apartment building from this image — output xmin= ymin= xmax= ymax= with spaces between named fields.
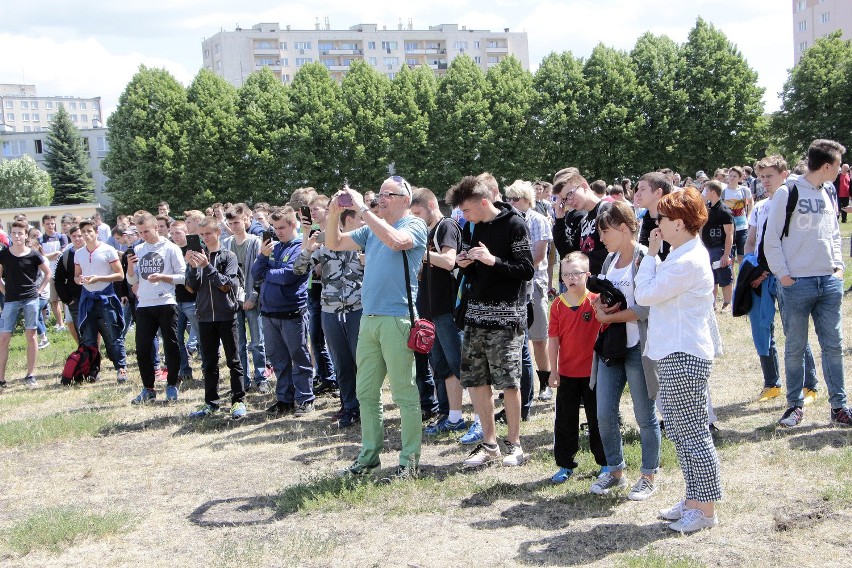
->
xmin=0 ymin=84 xmax=103 ymax=134
xmin=202 ymin=21 xmax=529 ymax=86
xmin=1 ymin=126 xmax=111 ymax=205
xmin=792 ymin=0 xmax=852 ymax=64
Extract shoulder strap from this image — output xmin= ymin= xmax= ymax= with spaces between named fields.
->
xmin=402 ymin=250 xmax=416 ymax=322
xmin=782 ymin=185 xmax=798 ymax=238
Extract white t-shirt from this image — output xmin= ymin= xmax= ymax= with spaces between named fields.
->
xmin=748 ymin=198 xmax=773 ymax=252
xmin=75 ymin=243 xmax=120 ymax=292
xmin=604 ymin=253 xmax=639 ymax=348
xmin=723 ymin=186 xmax=752 ymax=231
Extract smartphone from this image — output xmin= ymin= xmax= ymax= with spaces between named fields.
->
xmin=712 ymin=260 xmax=721 ymax=269
xmin=264 ymin=227 xmax=277 ymax=243
xmin=316 ymin=232 xmax=326 ymax=243
xmin=338 ymin=193 xmax=354 ymax=207
xmin=186 ymin=234 xmax=203 ymax=253
xmin=300 ymin=206 xmax=312 ymax=224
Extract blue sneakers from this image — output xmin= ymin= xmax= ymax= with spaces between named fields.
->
xmin=190 ymin=403 xmax=217 ymax=418
xmin=551 ymin=467 xmax=573 ymax=484
xmin=166 ymin=384 xmax=179 ymax=402
xmin=131 ymin=388 xmax=156 ymax=405
xmin=231 ymin=402 xmax=247 ymax=420
xmin=425 ymin=416 xmax=467 ymax=435
xmin=458 ymin=421 xmax=483 ymax=445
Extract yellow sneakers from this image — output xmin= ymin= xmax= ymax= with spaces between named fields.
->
xmin=759 ymin=386 xmax=782 ymax=402
xmin=803 ymin=388 xmax=818 ymax=406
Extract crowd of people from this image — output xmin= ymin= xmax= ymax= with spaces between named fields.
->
xmin=0 ymin=138 xmax=850 ymax=535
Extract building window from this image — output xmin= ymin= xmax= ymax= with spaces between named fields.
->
xmin=321 ymin=58 xmax=336 ymax=68
xmin=474 ymin=41 xmax=480 ymax=49
xmin=21 ymin=101 xmax=29 ymax=109
xmin=34 ymin=140 xmax=43 ymax=154
xmin=319 ymin=42 xmax=333 ymax=52
xmin=255 ymin=40 xmax=274 ymax=49
xmin=80 ymin=102 xmax=87 ymax=110
xmin=31 ymin=101 xmax=38 ymax=109
xmin=406 ymin=58 xmax=418 ymax=66
xmin=4 ymin=101 xmax=12 ymax=109
xmin=384 ymin=57 xmax=399 ymax=68
xmin=796 ymin=0 xmax=806 ymax=11
xmin=798 ymin=20 xmax=807 ymax=32
xmin=800 ymin=41 xmax=809 ymax=52
xmin=453 ymin=41 xmax=468 ymax=50
xmin=281 ymin=58 xmax=288 ymax=66
xmin=6 ymin=113 xmax=13 ymax=121
xmin=256 ymin=57 xmax=276 ymax=66
xmin=474 ymin=56 xmax=482 ymax=64
xmin=71 ymin=114 xmax=78 ymax=122
xmin=32 ymin=113 xmax=40 ymax=121
xmin=368 ymin=41 xmax=376 ymax=49
xmin=821 ymin=12 xmax=830 ymax=23
xmin=2 ymin=140 xmax=26 ymax=157
xmin=294 ymin=41 xmax=312 ymax=50
xmin=82 ymin=114 xmax=89 ymax=122
xmin=23 ymin=126 xmax=31 ymax=132
xmin=387 ymin=73 xmax=396 ymax=80
xmin=204 ymin=49 xmax=209 ymax=59
xmin=22 ymin=113 xmax=30 ymax=121
xmin=280 ymin=42 xmax=287 ymax=49
xmin=96 ymin=136 xmax=109 ymax=152
xmin=381 ymin=41 xmax=397 ymax=51
xmin=295 ymin=57 xmax=313 ymax=66
xmin=69 ymin=102 xmax=77 ymax=110
xmin=216 ymin=60 xmax=223 ymax=70
xmin=369 ymin=57 xmax=377 ymax=65
xmin=47 ymin=113 xmax=54 ymax=121
xmin=404 ymin=42 xmax=418 ymax=52
xmin=281 ymin=74 xmax=290 ymax=82
xmin=488 ymin=56 xmax=499 ymax=64
xmin=341 ymin=43 xmax=357 ymax=51
xmin=46 ymin=101 xmax=53 ymax=109
xmin=214 ymin=44 xmax=221 ymax=54
xmin=81 ymin=138 xmax=90 ymax=154
xmin=93 ymin=102 xmax=99 ymax=110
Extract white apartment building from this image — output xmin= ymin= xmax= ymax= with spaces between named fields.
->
xmin=0 ymin=84 xmax=103 ymax=134
xmin=792 ymin=0 xmax=852 ymax=64
xmin=1 ymin=127 xmax=111 ymax=205
xmin=202 ymin=21 xmax=529 ymax=86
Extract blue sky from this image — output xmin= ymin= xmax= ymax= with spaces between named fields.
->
xmin=0 ymin=0 xmax=791 ymax=118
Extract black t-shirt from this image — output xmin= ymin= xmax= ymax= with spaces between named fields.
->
xmin=417 ymin=217 xmax=462 ymax=318
xmin=638 ymin=212 xmax=671 ymax=261
xmin=0 ymin=247 xmax=44 ymax=302
xmin=574 ymin=201 xmax=609 ymax=276
xmin=701 ymin=200 xmax=734 ymax=250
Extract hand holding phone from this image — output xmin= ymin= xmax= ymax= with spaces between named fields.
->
xmin=186 ymin=234 xmax=203 ymax=253
xmin=338 ymin=193 xmax=354 ymax=207
xmin=300 ymin=206 xmax=312 ymax=224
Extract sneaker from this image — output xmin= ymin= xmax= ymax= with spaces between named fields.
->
xmin=23 ymin=375 xmax=38 ymax=388
xmin=538 ymin=386 xmax=553 ymax=401
xmin=337 ymin=459 xmax=380 ymax=477
xmin=494 ymin=409 xmax=507 ymax=424
xmin=331 ymin=406 xmax=347 ymax=421
xmin=502 ymin=439 xmax=525 ymax=466
xmin=380 ymin=463 xmax=419 ymax=483
xmin=426 ymin=416 xmax=466 ymax=435
xmin=314 ymin=379 xmax=339 ymax=397
xmin=117 ymin=368 xmax=128 ymax=384
xmin=803 ymin=388 xmax=818 ymax=406
xmin=337 ymin=409 xmax=360 ymax=428
xmin=458 ymin=421 xmax=483 ymax=445
xmin=550 ymin=467 xmax=573 ymax=484
xmin=190 ymin=403 xmax=217 ymax=418
xmin=778 ymin=406 xmax=804 ymax=428
xmin=0 ymin=379 xmax=7 ymax=388
xmin=54 ymin=324 xmax=66 ymax=332
xmin=590 ymin=472 xmax=628 ymax=495
xmin=628 ymin=476 xmax=658 ymax=501
xmin=266 ymin=400 xmax=294 ymax=416
xmin=37 ymin=337 xmax=50 ymax=349
xmin=659 ymin=500 xmax=686 ymax=521
xmin=758 ymin=386 xmax=782 ymax=402
xmin=231 ymin=401 xmax=247 ymax=420
xmin=463 ymin=443 xmax=502 ymax=468
xmin=255 ymin=379 xmax=271 ymax=395
xmin=131 ymin=388 xmax=156 ymax=405
xmin=294 ymin=400 xmax=315 ymax=417
xmin=166 ymin=384 xmax=179 ymax=402
xmin=830 ymin=407 xmax=852 ymax=426
xmin=668 ymin=508 xmax=719 ymax=533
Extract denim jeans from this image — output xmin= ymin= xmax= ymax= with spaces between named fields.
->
xmin=176 ymin=301 xmax=199 ymax=377
xmin=80 ymin=299 xmax=127 ymax=370
xmin=308 ymin=293 xmax=335 ymax=382
xmin=237 ymin=306 xmax=266 ymax=388
xmin=428 ymin=312 xmax=463 ymax=415
xmin=36 ymin=297 xmax=49 ymax=335
xmin=520 ymin=329 xmax=534 ymax=420
xmin=415 ymin=352 xmax=439 ymax=415
xmin=321 ymin=309 xmax=362 ymax=413
xmin=264 ymin=312 xmax=315 ymax=405
xmin=778 ymin=275 xmax=846 ymax=409
xmin=596 ymin=345 xmax=660 ymax=475
xmin=759 ymin=320 xmax=818 ymax=390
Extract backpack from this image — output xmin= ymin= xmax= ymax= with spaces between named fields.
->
xmin=61 ymin=345 xmax=102 ymax=385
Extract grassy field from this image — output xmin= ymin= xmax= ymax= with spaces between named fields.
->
xmin=1 ymin=232 xmax=851 ymax=567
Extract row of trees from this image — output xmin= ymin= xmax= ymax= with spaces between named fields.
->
xmin=103 ymin=18 xmax=768 ymax=213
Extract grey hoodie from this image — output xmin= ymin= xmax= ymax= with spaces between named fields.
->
xmin=129 ymin=237 xmax=186 ymax=308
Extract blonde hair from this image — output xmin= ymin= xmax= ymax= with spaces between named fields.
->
xmin=562 ymin=251 xmax=590 ymax=272
xmin=504 ymin=180 xmax=536 ymax=204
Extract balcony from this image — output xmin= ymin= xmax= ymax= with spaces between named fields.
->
xmin=253 ymin=48 xmax=280 ymax=55
xmin=328 ymin=65 xmax=350 ymax=71
xmin=327 ymin=48 xmax=362 ymax=55
xmin=256 ymin=63 xmax=282 ymax=71
xmin=486 ymin=46 xmax=509 ymax=53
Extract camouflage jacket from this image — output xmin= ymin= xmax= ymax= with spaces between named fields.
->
xmin=292 ymin=246 xmax=364 ymax=313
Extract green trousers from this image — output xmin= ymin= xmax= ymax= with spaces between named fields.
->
xmin=355 ymin=315 xmax=422 ymax=467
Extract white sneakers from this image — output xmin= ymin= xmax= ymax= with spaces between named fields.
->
xmin=463 ymin=439 xmax=525 ymax=467
xmin=502 ymin=440 xmax=524 ymax=466
xmin=659 ymin=500 xmax=719 ymax=533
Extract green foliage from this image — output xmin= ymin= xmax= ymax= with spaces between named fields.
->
xmin=102 ymin=65 xmax=188 ymax=213
xmin=0 ymin=412 xmax=111 ymax=448
xmin=0 ymin=154 xmax=53 ymax=207
xmin=6 ymin=506 xmax=132 ymax=555
xmin=44 ymin=105 xmax=94 ymax=204
xmin=619 ymin=548 xmax=705 ymax=568
xmin=775 ymin=31 xmax=852 ymax=160
xmin=386 ymin=65 xmax=435 ymax=186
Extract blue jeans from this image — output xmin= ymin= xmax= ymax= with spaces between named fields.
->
xmin=308 ymin=293 xmax=335 ymax=382
xmin=176 ymin=301 xmax=199 ymax=377
xmin=80 ymin=299 xmax=127 ymax=370
xmin=322 ymin=309 xmax=362 ymax=413
xmin=778 ymin=275 xmax=846 ymax=409
xmin=415 ymin=352 xmax=438 ymax=415
xmin=429 ymin=312 xmax=463 ymax=415
xmin=520 ymin=329 xmax=534 ymax=420
xmin=237 ymin=306 xmax=266 ymax=388
xmin=596 ymin=345 xmax=660 ymax=475
xmin=36 ymin=297 xmax=49 ymax=335
xmin=759 ymin=321 xmax=818 ymax=390
xmin=264 ymin=312 xmax=315 ymax=405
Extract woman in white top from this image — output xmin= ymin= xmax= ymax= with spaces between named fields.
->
xmin=634 ymin=188 xmax=721 ymax=534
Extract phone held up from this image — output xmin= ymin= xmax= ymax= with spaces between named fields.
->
xmin=185 ymin=234 xmax=203 ymax=254
xmin=300 ymin=206 xmax=312 ymax=224
xmin=264 ymin=226 xmax=277 ymax=243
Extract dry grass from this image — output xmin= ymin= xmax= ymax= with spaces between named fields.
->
xmin=1 ymin=270 xmax=851 ymax=566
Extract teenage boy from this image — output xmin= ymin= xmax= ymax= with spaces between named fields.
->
xmin=700 ymin=180 xmax=734 ymax=311
xmin=0 ymin=221 xmax=51 ymax=387
xmin=54 ymin=224 xmax=85 ymax=343
xmin=126 ymin=214 xmax=186 ymax=404
xmin=169 ymin=220 xmax=200 ymax=382
xmin=558 ymin=171 xmax=608 ymax=276
xmin=633 ymin=172 xmax=673 ymax=260
xmin=187 ymin=217 xmax=246 ymax=420
xmin=723 ymin=166 xmax=753 ymax=267
xmin=765 ymin=139 xmax=851 ymax=427
xmin=445 ymin=176 xmax=534 ymax=468
xmin=75 ymin=219 xmax=128 ymax=383
xmin=40 ymin=214 xmax=68 ymax=331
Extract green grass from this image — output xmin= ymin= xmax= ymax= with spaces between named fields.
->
xmin=6 ymin=506 xmax=133 ymax=555
xmin=619 ymin=548 xmax=706 ymax=568
xmin=0 ymin=411 xmax=111 ymax=448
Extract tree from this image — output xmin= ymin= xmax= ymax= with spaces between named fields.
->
xmin=386 ymin=65 xmax=435 ymax=186
xmin=775 ymin=31 xmax=852 ymax=160
xmin=0 ymin=155 xmax=53 ymax=207
xmin=676 ymin=18 xmax=767 ymax=175
xmin=43 ymin=104 xmax=94 ymax=204
xmin=481 ymin=56 xmax=537 ymax=184
xmin=102 ymin=65 xmax=188 ymax=214
xmin=530 ymin=52 xmax=588 ymax=179
xmin=428 ymin=55 xmax=491 ymax=191
xmin=630 ymin=32 xmax=687 ymax=175
xmin=184 ymin=69 xmax=240 ymax=207
xmin=338 ymin=60 xmax=390 ymax=189
xmin=579 ymin=44 xmax=644 ymax=181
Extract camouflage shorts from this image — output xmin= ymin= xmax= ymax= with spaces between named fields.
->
xmin=460 ymin=326 xmax=523 ymax=390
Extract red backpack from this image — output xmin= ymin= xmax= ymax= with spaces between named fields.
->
xmin=61 ymin=346 xmax=102 ymax=385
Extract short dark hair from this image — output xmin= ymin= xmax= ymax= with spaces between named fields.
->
xmin=639 ymin=172 xmax=673 ymax=196
xmin=446 ymin=176 xmax=491 ymax=207
xmin=411 ymin=187 xmax=438 ymax=209
xmin=590 ymin=180 xmax=607 ymax=196
xmin=78 ymin=218 xmax=95 ymax=231
xmin=597 ymin=200 xmax=637 ymax=233
xmin=340 ymin=209 xmax=358 ymax=225
xmin=704 ymin=180 xmax=724 ymax=197
xmin=807 ymin=139 xmax=846 ymax=171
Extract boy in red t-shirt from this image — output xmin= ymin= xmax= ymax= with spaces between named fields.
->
xmin=547 ymin=252 xmax=607 ymax=483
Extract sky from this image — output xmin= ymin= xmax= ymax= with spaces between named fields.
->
xmin=0 ymin=0 xmax=792 ymax=120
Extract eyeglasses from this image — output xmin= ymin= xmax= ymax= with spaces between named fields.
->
xmin=505 ymin=196 xmax=523 ymax=203
xmin=390 ymin=175 xmax=412 ymax=196
xmin=562 ymin=271 xmax=588 ymax=280
xmin=563 ymin=187 xmax=580 ymax=198
xmin=378 ymin=192 xmax=406 ymax=200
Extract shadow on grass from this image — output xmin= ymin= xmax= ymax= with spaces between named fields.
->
xmin=785 ymin=427 xmax=852 ymax=451
xmin=189 ymin=496 xmax=279 ymax=528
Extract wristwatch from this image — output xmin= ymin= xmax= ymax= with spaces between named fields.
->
xmin=359 ymin=204 xmax=370 ymax=214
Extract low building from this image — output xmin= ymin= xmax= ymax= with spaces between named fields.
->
xmin=0 ymin=84 xmax=103 ymax=134
xmin=1 ymin=203 xmax=103 ymax=234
